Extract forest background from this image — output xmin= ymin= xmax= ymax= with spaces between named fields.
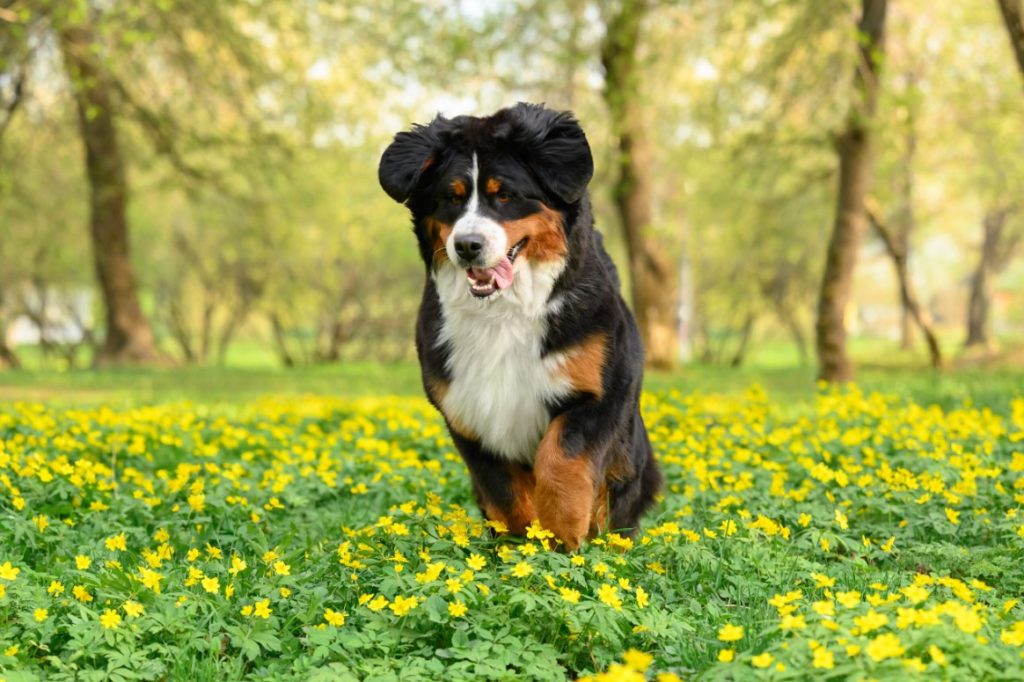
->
xmin=2 ymin=0 xmax=1024 ymax=391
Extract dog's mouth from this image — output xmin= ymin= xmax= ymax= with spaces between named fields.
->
xmin=466 ymin=238 xmax=527 ymax=298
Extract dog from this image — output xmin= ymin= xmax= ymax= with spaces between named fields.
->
xmin=378 ymin=102 xmax=661 ymax=549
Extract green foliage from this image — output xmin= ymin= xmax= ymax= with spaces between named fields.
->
xmin=2 ymin=384 xmax=1024 ymax=678
xmin=1 ymin=0 xmax=1024 ymax=367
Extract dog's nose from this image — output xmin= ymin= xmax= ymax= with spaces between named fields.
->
xmin=454 ymin=234 xmax=485 ymax=261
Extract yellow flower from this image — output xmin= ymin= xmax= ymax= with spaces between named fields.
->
xmin=0 ymin=561 xmax=20 ymax=581
xmin=1001 ymin=622 xmax=1024 ymax=646
xmin=798 ymin=513 xmax=812 ymax=527
xmin=445 ymin=578 xmax=462 ymax=594
xmin=526 ymin=520 xmax=554 ymax=540
xmin=901 ymin=585 xmax=929 ymax=604
xmin=636 ymin=586 xmax=650 ymax=609
xmin=140 ymin=568 xmax=163 ymax=594
xmin=324 ymin=608 xmax=346 ymax=626
xmin=34 ymin=608 xmax=48 ymax=622
xmin=622 ymin=649 xmax=653 ymax=671
xmin=415 ymin=562 xmax=445 ymax=584
xmin=570 ymin=555 xmax=585 ymax=567
xmin=72 ymin=585 xmax=93 ymax=602
xmin=718 ymin=624 xmax=744 ymax=642
xmin=854 ymin=610 xmax=888 ymax=633
xmin=598 ymin=584 xmax=623 ymax=610
xmin=47 ymin=580 xmax=64 ymax=595
xmin=511 ymin=562 xmax=533 ymax=578
xmin=779 ymin=614 xmax=806 ymax=630
xmin=5 ymin=644 xmax=19 ymax=656
xmin=123 ymin=601 xmax=144 ymax=618
xmin=448 ymin=601 xmax=468 ymax=618
xmin=202 ymin=576 xmax=220 ymax=594
xmin=368 ymin=595 xmax=388 ymax=612
xmin=74 ymin=555 xmax=91 ymax=570
xmin=389 ymin=595 xmax=418 ymax=616
xmin=751 ymin=653 xmax=774 ymax=668
xmin=105 ymin=533 xmax=127 ymax=552
xmin=836 ymin=591 xmax=861 ymax=608
xmin=866 ymin=633 xmax=905 ymax=662
xmin=834 ymin=509 xmax=848 ymax=530
xmin=812 ymin=647 xmax=834 ymax=670
xmin=100 ymin=608 xmax=122 ymax=629
xmin=272 ymin=560 xmax=291 ymax=576
xmin=945 ymin=508 xmax=960 ymax=525
xmin=718 ymin=649 xmax=734 ymax=662
xmin=467 ymin=554 xmax=486 ymax=571
xmin=253 ymin=598 xmax=272 ymax=619
xmin=560 ymin=587 xmax=581 ymax=604
xmin=188 ymin=493 xmax=205 ymax=512
xmin=229 ymin=555 xmax=248 ymax=575
xmin=810 ymin=573 xmax=835 ymax=588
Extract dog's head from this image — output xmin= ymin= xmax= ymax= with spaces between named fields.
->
xmin=379 ymin=102 xmax=593 ymax=299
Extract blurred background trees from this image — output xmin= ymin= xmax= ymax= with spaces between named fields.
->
xmin=1 ymin=0 xmax=1022 ymax=380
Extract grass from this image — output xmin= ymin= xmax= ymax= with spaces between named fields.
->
xmin=2 ymin=352 xmax=1024 ymax=679
xmin=1 ymin=386 xmax=1023 ymax=679
xmin=2 ymin=356 xmax=1022 ymax=415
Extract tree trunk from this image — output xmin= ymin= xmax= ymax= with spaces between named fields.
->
xmin=964 ymin=266 xmax=991 ymax=350
xmin=269 ymin=313 xmax=296 ymax=367
xmin=997 ymin=0 xmax=1024 ymax=82
xmin=815 ymin=0 xmax=888 ymax=382
xmin=963 ymin=207 xmax=1017 ymax=350
xmin=730 ymin=313 xmax=756 ymax=368
xmin=895 ymin=70 xmax=919 ymax=350
xmin=777 ymin=304 xmax=809 ymax=366
xmin=59 ymin=25 xmax=160 ymax=366
xmin=0 ymin=305 xmax=19 ymax=370
xmin=866 ymin=206 xmax=943 ymax=368
xmin=601 ymin=0 xmax=678 ymax=370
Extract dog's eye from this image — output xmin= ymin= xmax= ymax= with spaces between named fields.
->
xmin=450 ymin=195 xmax=465 ymax=206
xmin=496 ymin=192 xmax=512 ymax=204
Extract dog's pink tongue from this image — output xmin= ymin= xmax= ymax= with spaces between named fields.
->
xmin=470 ymin=256 xmax=514 ymax=289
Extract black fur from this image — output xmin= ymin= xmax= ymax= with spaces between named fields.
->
xmin=379 ymin=102 xmax=661 ymax=541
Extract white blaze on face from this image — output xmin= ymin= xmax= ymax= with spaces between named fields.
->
xmin=446 ymin=153 xmax=507 ymax=266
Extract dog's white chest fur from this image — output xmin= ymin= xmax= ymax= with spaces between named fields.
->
xmin=434 ymin=260 xmax=570 ymax=464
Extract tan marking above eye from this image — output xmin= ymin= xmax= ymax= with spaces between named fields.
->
xmin=486 ymin=178 xmax=501 ymax=194
xmin=451 ymin=179 xmax=467 ymax=198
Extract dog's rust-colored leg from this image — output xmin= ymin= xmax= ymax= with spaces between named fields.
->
xmin=534 ymin=416 xmax=595 ymax=550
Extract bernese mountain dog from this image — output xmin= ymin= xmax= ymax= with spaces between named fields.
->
xmin=378 ymin=102 xmax=661 ymax=549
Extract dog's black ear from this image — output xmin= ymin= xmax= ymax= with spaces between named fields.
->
xmin=379 ymin=116 xmax=449 ymax=203
xmin=506 ymin=102 xmax=594 ymax=204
